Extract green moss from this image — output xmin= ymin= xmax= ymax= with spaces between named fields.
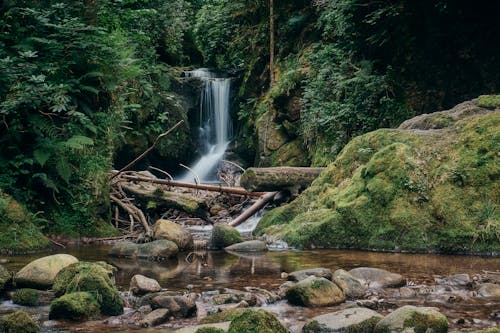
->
xmin=403 ymin=311 xmax=448 ymax=333
xmin=0 ymin=192 xmax=50 ymax=253
xmin=0 ymin=310 xmax=39 ymax=333
xmin=256 ymin=110 xmax=500 ymax=253
xmin=228 ymin=309 xmax=289 ymax=333
xmin=53 ymin=261 xmax=116 ymax=297
xmin=0 ymin=265 xmax=11 ymax=291
xmin=12 ymin=289 xmax=41 ymax=306
xmin=195 ymin=327 xmax=226 ymax=333
xmin=49 ymin=292 xmax=100 ymax=321
xmin=201 ymin=309 xmax=246 ymax=324
xmin=478 ymin=95 xmax=500 ymax=109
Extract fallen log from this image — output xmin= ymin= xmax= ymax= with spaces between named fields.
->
xmin=240 ymin=167 xmax=325 ymax=192
xmin=118 ymin=174 xmax=265 ymax=197
xmin=228 ymin=191 xmax=277 ymax=227
xmin=120 ymin=182 xmax=211 ymax=222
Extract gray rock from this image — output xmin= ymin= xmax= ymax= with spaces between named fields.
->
xmin=137 ymin=240 xmax=179 ymax=260
xmin=332 ymin=269 xmax=366 ymax=299
xmin=130 ymin=275 xmax=162 ymax=296
xmin=15 ymin=254 xmax=78 ymax=289
xmin=152 ymin=295 xmax=197 ymax=318
xmin=374 ymin=305 xmax=448 ymax=333
xmin=172 ymin=322 xmax=230 ymax=333
xmin=225 ymin=240 xmax=268 ymax=252
xmin=477 ymin=283 xmax=500 ymax=300
xmin=139 ymin=308 xmax=170 ymax=327
xmin=303 ymin=307 xmax=383 ymax=333
xmin=349 ymin=267 xmax=404 ymax=289
xmin=153 ymin=219 xmax=194 ymax=251
xmin=108 ymin=241 xmax=139 ymax=258
xmin=286 ymin=276 xmax=345 ymax=307
xmin=288 ymin=268 xmax=332 ymax=282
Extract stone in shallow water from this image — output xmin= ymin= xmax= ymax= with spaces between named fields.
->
xmin=108 ymin=241 xmax=139 ymax=258
xmin=348 ymin=267 xmax=404 ymax=289
xmin=137 ymin=240 xmax=179 ymax=260
xmin=477 ymin=283 xmax=500 ymax=300
xmin=332 ymin=269 xmax=366 ymax=299
xmin=15 ymin=254 xmax=78 ymax=289
xmin=139 ymin=308 xmax=170 ymax=327
xmin=154 ymin=219 xmax=194 ymax=251
xmin=303 ymin=307 xmax=383 ymax=333
xmin=130 ymin=274 xmax=162 ymax=296
xmin=286 ymin=276 xmax=345 ymax=307
xmin=152 ymin=295 xmax=197 ymax=318
xmin=287 ymin=268 xmax=333 ymax=282
xmin=224 ymin=240 xmax=268 ymax=252
xmin=172 ymin=322 xmax=230 ymax=333
xmin=374 ymin=305 xmax=448 ymax=333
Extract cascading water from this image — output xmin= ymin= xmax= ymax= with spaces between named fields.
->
xmin=179 ymin=69 xmax=232 ymax=183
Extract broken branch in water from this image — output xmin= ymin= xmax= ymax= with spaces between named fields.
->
xmin=179 ymin=163 xmax=201 ymax=185
xmin=111 ymin=120 xmax=184 ymax=179
xmin=228 ymin=191 xmax=277 ymax=227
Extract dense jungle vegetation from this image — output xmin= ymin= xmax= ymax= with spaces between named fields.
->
xmin=0 ymin=0 xmax=498 ymax=249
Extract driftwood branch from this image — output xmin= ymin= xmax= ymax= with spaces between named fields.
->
xmin=119 ymin=174 xmax=266 ymax=197
xmin=110 ymin=194 xmax=152 ymax=236
xmin=228 ymin=191 xmax=277 ymax=227
xmin=111 ymin=120 xmax=184 ymax=179
xmin=179 ymin=163 xmax=201 ymax=184
xmin=240 ymin=167 xmax=325 ymax=192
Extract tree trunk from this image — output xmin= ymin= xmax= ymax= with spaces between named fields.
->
xmin=240 ymin=167 xmax=325 ymax=192
xmin=269 ymin=0 xmax=275 ymax=86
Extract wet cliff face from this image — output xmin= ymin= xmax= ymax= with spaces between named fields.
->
xmin=256 ymin=98 xmax=500 ymax=254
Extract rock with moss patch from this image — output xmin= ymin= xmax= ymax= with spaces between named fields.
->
xmin=53 ymin=261 xmax=116 ymax=297
xmin=332 ymin=269 xmax=366 ymax=298
xmin=349 ymin=267 xmax=403 ymax=289
xmin=201 ymin=308 xmax=247 ymax=324
xmin=225 ymin=240 xmax=268 ymax=252
xmin=173 ymin=322 xmax=230 ymax=333
xmin=108 ymin=241 xmax=139 ymax=258
xmin=153 ymin=219 xmax=194 ymax=251
xmin=0 ymin=265 xmax=11 ymax=291
xmin=286 ymin=276 xmax=345 ymax=307
xmin=478 ymin=95 xmax=500 ymax=109
xmin=49 ymin=292 xmax=100 ymax=321
xmin=255 ymin=100 xmax=500 ymax=254
xmin=15 ymin=254 xmax=78 ymax=289
xmin=303 ymin=307 xmax=383 ymax=333
xmin=374 ymin=305 xmax=448 ymax=333
xmin=12 ymin=289 xmax=41 ymax=306
xmin=195 ymin=328 xmax=226 ymax=333
xmin=137 ymin=240 xmax=179 ymax=260
xmin=210 ymin=224 xmax=242 ymax=249
xmin=0 ymin=310 xmax=39 ymax=333
xmin=228 ymin=309 xmax=289 ymax=333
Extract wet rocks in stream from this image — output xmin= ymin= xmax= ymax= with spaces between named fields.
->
xmin=209 ymin=224 xmax=242 ymax=249
xmin=303 ymin=307 xmax=383 ymax=333
xmin=153 ymin=219 xmax=194 ymax=251
xmin=286 ymin=276 xmax=345 ymax=307
xmin=130 ymin=274 xmax=162 ymax=296
xmin=14 ymin=254 xmax=78 ymax=289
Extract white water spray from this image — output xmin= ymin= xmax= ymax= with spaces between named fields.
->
xmin=180 ymin=69 xmax=232 ymax=183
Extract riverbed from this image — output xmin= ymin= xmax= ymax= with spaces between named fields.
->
xmin=1 ymin=247 xmax=499 ymax=332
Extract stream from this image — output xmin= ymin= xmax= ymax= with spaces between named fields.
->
xmin=1 ymin=247 xmax=499 ymax=332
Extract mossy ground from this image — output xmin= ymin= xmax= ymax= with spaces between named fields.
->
xmin=0 ymin=310 xmax=39 ymax=333
xmin=228 ymin=309 xmax=289 ymax=333
xmin=12 ymin=289 xmax=41 ymax=306
xmin=256 ymin=105 xmax=499 ymax=253
xmin=200 ymin=308 xmax=246 ymax=324
xmin=0 ymin=192 xmax=50 ymax=253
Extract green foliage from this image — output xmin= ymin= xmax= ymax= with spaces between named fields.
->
xmin=0 ymin=310 xmax=40 ymax=333
xmin=12 ymin=289 xmax=41 ymax=306
xmin=478 ymin=95 xmax=500 ymax=109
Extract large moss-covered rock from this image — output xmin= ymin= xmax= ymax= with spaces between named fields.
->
xmin=0 ymin=265 xmax=11 ymax=291
xmin=210 ymin=224 xmax=242 ymax=249
xmin=228 ymin=309 xmax=289 ymax=333
xmin=49 ymin=292 xmax=100 ymax=321
xmin=0 ymin=191 xmax=50 ymax=254
xmin=153 ymin=219 xmax=194 ymax=251
xmin=256 ymin=100 xmax=500 ymax=253
xmin=0 ymin=310 xmax=39 ymax=333
xmin=374 ymin=305 xmax=448 ymax=333
xmin=52 ymin=261 xmax=123 ymax=316
xmin=286 ymin=276 xmax=345 ymax=307
xmin=303 ymin=307 xmax=383 ymax=333
xmin=12 ymin=289 xmax=44 ymax=306
xmin=15 ymin=254 xmax=78 ymax=289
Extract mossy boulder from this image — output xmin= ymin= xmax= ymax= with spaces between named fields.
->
xmin=12 ymin=289 xmax=40 ymax=306
xmin=286 ymin=276 xmax=345 ymax=307
xmin=0 ymin=265 xmax=11 ymax=291
xmin=0 ymin=310 xmax=39 ymax=333
xmin=49 ymin=292 xmax=100 ymax=321
xmin=200 ymin=308 xmax=246 ymax=324
xmin=256 ymin=100 xmax=500 ymax=253
xmin=15 ymin=254 xmax=78 ymax=289
xmin=374 ymin=305 xmax=448 ymax=333
xmin=210 ymin=224 xmax=242 ymax=249
xmin=0 ymin=191 xmax=50 ymax=254
xmin=303 ymin=307 xmax=383 ymax=333
xmin=332 ymin=269 xmax=366 ymax=299
xmin=153 ymin=219 xmax=194 ymax=251
xmin=228 ymin=309 xmax=289 ymax=333
xmin=137 ymin=240 xmax=179 ymax=260
xmin=52 ymin=261 xmax=123 ymax=316
xmin=195 ymin=328 xmax=226 ymax=333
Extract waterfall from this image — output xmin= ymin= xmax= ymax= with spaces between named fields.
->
xmin=180 ymin=69 xmax=232 ymax=183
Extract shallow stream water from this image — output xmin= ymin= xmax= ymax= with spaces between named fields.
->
xmin=1 ymin=246 xmax=499 ymax=332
